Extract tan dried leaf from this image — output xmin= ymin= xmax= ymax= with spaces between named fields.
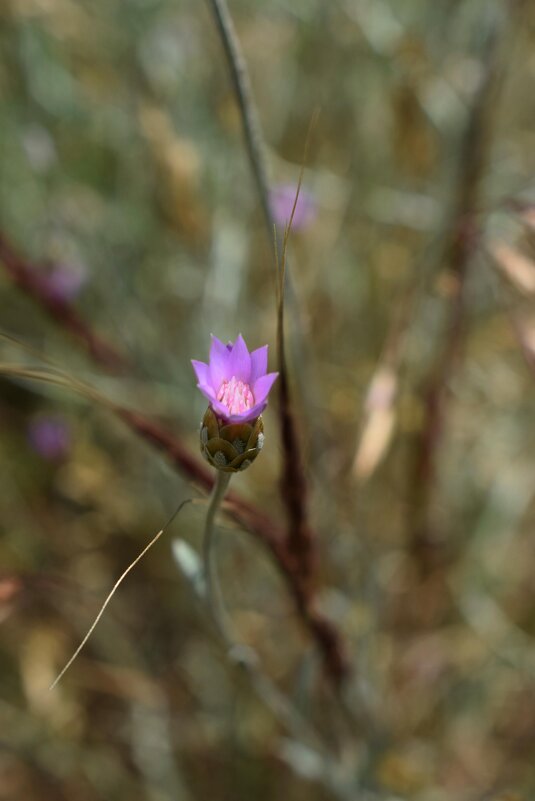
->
xmin=491 ymin=243 xmax=535 ymax=294
xmin=353 ymin=367 xmax=398 ymax=480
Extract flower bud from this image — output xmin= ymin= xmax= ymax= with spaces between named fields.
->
xmin=199 ymin=407 xmax=265 ymax=473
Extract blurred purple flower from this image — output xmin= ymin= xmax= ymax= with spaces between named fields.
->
xmin=45 ymin=263 xmax=88 ymax=303
xmin=27 ymin=417 xmax=71 ymax=461
xmin=192 ymin=334 xmax=278 ymax=424
xmin=269 ymin=184 xmax=316 ymax=230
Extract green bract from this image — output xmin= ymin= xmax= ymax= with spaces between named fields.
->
xmin=199 ymin=407 xmax=265 ymax=473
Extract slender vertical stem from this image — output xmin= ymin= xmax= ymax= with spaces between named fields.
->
xmin=202 ymin=470 xmax=232 ymax=636
xmin=205 ymin=0 xmax=273 ymax=240
xmin=198 ymin=469 xmax=330 ymax=753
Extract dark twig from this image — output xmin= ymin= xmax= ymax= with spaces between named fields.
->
xmin=410 ymin=15 xmax=509 ymax=574
xmin=276 ymin=293 xmax=316 ymax=589
xmin=0 ymin=234 xmax=125 ymax=372
xmin=275 ymin=137 xmax=318 ymax=591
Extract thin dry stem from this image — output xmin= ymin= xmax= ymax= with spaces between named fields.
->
xmin=50 ymin=499 xmax=191 ymax=689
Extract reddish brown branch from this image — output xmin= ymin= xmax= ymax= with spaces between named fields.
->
xmin=277 ymin=353 xmax=317 ymax=590
xmin=0 ymin=234 xmax=126 ymax=371
xmin=275 ymin=169 xmax=318 ymax=598
xmin=410 ymin=23 xmax=506 ymax=574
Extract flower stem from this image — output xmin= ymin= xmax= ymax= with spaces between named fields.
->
xmin=202 ymin=470 xmax=232 ymax=637
xmin=205 ymin=0 xmax=272 ymax=241
xmin=198 ymin=469 xmax=331 ymax=755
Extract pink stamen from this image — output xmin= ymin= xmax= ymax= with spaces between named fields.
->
xmin=217 ymin=376 xmax=254 ymax=416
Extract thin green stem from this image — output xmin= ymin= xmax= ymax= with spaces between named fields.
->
xmin=205 ymin=0 xmax=273 ymax=241
xmin=199 ymin=469 xmax=330 ymax=754
xmin=202 ymin=470 xmax=232 ymax=638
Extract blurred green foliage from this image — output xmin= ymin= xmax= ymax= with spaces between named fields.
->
xmin=1 ymin=0 xmax=535 ymax=799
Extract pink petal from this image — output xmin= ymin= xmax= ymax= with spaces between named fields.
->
xmin=270 ymin=185 xmax=317 ymax=230
xmin=250 ymin=345 xmax=268 ymax=384
xmin=197 ymin=383 xmax=217 ymax=404
xmin=210 ymin=334 xmax=228 ymax=355
xmin=191 ymin=360 xmax=211 ymax=388
xmin=214 ymin=393 xmax=271 ymax=424
xmin=210 ymin=398 xmax=233 ymax=420
xmin=236 ymin=399 xmax=268 ymax=422
xmin=209 ymin=334 xmax=231 ymax=389
xmin=253 ymin=372 xmax=278 ymax=404
xmin=227 ymin=334 xmax=251 ymax=383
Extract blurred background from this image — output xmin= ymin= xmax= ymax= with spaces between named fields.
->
xmin=1 ymin=0 xmax=535 ymax=798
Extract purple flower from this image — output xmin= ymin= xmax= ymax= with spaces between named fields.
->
xmin=45 ymin=263 xmax=88 ymax=303
xmin=192 ymin=335 xmax=278 ymax=424
xmin=27 ymin=416 xmax=71 ymax=461
xmin=269 ymin=184 xmax=316 ymax=230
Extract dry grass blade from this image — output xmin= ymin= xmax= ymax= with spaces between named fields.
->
xmin=50 ymin=499 xmax=191 ymax=689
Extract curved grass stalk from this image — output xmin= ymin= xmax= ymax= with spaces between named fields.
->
xmin=50 ymin=499 xmax=191 ymax=690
